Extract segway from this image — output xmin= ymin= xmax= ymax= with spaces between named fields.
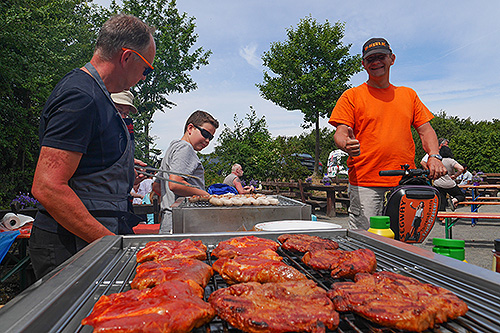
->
xmin=379 ymin=164 xmax=440 ymax=243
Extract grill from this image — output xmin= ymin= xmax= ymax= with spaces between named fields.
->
xmin=1 ymin=230 xmax=500 ymax=332
xmin=172 ymin=195 xmax=311 ymax=233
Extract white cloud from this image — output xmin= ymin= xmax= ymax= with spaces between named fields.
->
xmin=239 ymin=43 xmax=262 ymax=69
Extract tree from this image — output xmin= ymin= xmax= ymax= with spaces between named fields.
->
xmin=257 ymin=16 xmax=362 ymax=176
xmin=117 ymin=0 xmax=212 ymax=165
xmin=0 ymin=0 xmax=102 ymax=208
xmin=210 ymin=107 xmax=305 ymax=183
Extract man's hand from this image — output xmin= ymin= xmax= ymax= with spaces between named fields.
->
xmin=345 ymin=127 xmax=360 ymax=157
xmin=134 ymin=158 xmax=147 ymax=182
xmin=426 ymin=157 xmax=447 ymax=180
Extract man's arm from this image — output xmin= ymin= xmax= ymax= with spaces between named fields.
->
xmin=168 ymin=174 xmax=209 ymax=197
xmin=232 ymin=178 xmax=253 ymax=194
xmin=415 ymin=122 xmax=447 ymax=179
xmin=333 ymin=124 xmax=360 ymax=157
xmin=31 ymin=146 xmax=114 ymax=243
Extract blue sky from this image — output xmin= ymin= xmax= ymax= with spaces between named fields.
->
xmin=96 ymin=0 xmax=500 ymax=154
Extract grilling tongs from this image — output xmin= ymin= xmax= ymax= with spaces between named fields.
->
xmin=134 ymin=166 xmax=199 ymax=188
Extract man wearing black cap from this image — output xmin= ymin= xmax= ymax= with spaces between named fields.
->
xmin=329 ymin=37 xmax=446 ymax=230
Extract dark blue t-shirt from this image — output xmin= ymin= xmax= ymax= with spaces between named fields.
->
xmin=39 ymin=69 xmax=127 ymax=175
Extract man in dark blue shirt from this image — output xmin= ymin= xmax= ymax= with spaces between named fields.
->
xmin=30 ymin=14 xmax=156 ymax=279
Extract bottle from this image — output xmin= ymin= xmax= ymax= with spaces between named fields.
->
xmin=367 ymin=216 xmax=394 ymax=239
xmin=492 ymin=239 xmax=500 ymax=273
xmin=432 ymin=238 xmax=467 ymax=262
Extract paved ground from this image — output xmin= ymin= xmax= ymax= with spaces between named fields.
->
xmin=314 ymin=203 xmax=500 ymax=271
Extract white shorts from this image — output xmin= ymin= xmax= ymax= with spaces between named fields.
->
xmin=348 ymin=185 xmax=390 ymax=230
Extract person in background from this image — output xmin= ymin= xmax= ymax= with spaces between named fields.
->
xmin=137 ymin=174 xmax=154 ymax=200
xmin=131 ymin=181 xmax=143 ymax=205
xmin=433 ymin=146 xmax=465 ymax=211
xmin=420 ymin=137 xmax=449 ymax=169
xmin=111 ymin=90 xmax=143 ymax=204
xmin=329 ymin=37 xmax=446 ymax=230
xmin=152 ymin=110 xmax=219 ymax=233
xmin=141 ymin=191 xmax=155 ymax=224
xmin=30 ymin=14 xmax=156 ymax=279
xmin=223 ymin=164 xmax=254 ymax=194
xmin=456 ymin=162 xmax=473 ymax=186
xmin=111 ymin=89 xmax=138 ymax=140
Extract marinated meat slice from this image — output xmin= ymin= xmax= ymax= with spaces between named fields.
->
xmin=136 ymin=239 xmax=207 ymax=263
xmin=131 ymin=258 xmax=213 ymax=290
xmin=209 ymin=280 xmax=339 ymax=333
xmin=212 ymin=255 xmax=307 ymax=284
xmin=211 ymin=235 xmax=280 ymax=259
xmin=302 ymin=248 xmax=377 ymax=279
xmin=82 ymin=280 xmax=216 ymax=332
xmin=278 ymin=234 xmax=339 ymax=253
xmin=327 ymin=271 xmax=468 ymax=332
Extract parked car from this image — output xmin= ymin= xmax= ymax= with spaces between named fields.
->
xmin=291 ymin=153 xmax=323 ymax=173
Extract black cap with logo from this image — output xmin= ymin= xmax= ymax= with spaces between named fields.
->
xmin=362 ymin=38 xmax=392 ymax=59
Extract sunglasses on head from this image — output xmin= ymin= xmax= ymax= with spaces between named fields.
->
xmin=192 ymin=124 xmax=214 ymax=141
xmin=121 ymin=47 xmax=154 ymax=76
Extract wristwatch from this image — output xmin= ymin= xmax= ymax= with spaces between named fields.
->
xmin=429 ymin=154 xmax=443 ymax=161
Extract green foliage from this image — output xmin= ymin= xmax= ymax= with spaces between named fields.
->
xmin=0 ymin=0 xmax=210 ymax=207
xmin=0 ymin=0 xmax=102 ymax=208
xmin=413 ymin=111 xmax=500 ymax=173
xmin=207 ymin=107 xmax=306 ymax=184
xmin=257 ymin=16 xmax=362 ymax=174
xmin=119 ymin=0 xmax=212 ymax=165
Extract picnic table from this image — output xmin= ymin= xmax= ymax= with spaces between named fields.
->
xmin=437 ymin=211 xmax=500 ymax=239
xmin=458 ymin=184 xmax=500 ymax=225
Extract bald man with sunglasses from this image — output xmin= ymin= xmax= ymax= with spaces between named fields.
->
xmin=30 ymin=14 xmax=156 ymax=279
xmin=153 ymin=110 xmax=219 ymax=233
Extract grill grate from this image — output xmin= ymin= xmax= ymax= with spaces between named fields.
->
xmin=179 ymin=195 xmax=303 ymax=208
xmin=68 ymin=235 xmax=498 ymax=333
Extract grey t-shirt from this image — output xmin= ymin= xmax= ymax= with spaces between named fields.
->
xmin=433 ymin=157 xmax=458 ymax=189
xmin=223 ymin=173 xmax=239 ymax=186
xmin=157 ymin=139 xmax=205 ymax=233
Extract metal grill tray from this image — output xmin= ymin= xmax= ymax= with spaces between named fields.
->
xmin=1 ymin=229 xmax=500 ymax=332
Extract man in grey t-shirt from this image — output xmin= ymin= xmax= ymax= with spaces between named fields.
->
xmin=223 ymin=164 xmax=254 ymax=194
xmin=153 ymin=111 xmax=219 ymax=233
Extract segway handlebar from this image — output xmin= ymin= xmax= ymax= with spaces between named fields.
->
xmin=379 ymin=165 xmax=429 ymax=178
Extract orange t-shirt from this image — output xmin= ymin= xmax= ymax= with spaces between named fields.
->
xmin=329 ymin=83 xmax=434 ymax=187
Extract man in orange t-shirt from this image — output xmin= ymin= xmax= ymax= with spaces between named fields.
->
xmin=329 ymin=37 xmax=446 ymax=230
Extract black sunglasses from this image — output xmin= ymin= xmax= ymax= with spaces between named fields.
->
xmin=193 ymin=124 xmax=214 ymax=141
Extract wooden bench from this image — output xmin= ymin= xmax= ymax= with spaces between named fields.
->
xmin=260 ymin=180 xmax=349 ymax=216
xmin=437 ymin=212 xmax=500 ymax=239
xmin=465 ymin=196 xmax=500 ymax=200
xmin=461 ymin=201 xmax=500 ymax=205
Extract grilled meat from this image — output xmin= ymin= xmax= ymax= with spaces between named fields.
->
xmin=302 ymin=248 xmax=377 ymax=279
xmin=327 ymin=271 xmax=468 ymax=332
xmin=211 ymin=235 xmax=280 ymax=259
xmin=209 ymin=280 xmax=339 ymax=333
xmin=131 ymin=258 xmax=213 ymax=290
xmin=278 ymin=233 xmax=339 ymax=253
xmin=136 ymin=239 xmax=207 ymax=263
xmin=212 ymin=255 xmax=307 ymax=284
xmin=82 ymin=280 xmax=215 ymax=332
